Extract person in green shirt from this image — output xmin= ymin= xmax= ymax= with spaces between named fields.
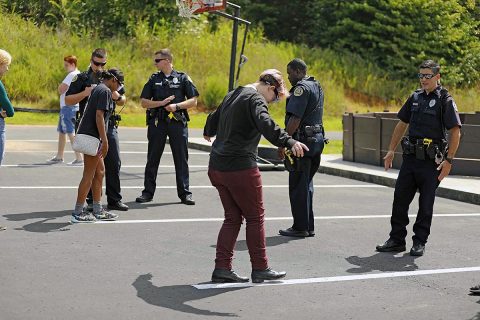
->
xmin=0 ymin=48 xmax=14 ymax=231
xmin=0 ymin=49 xmax=14 ymax=166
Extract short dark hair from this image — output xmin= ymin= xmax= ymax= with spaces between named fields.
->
xmin=91 ymin=48 xmax=107 ymax=59
xmin=102 ymin=68 xmax=124 ymax=84
xmin=419 ymin=59 xmax=440 ymax=74
xmin=287 ymin=58 xmax=307 ymax=73
xmin=155 ymin=49 xmax=173 ymax=61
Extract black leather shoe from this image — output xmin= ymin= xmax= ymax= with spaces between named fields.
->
xmin=410 ymin=243 xmax=425 ymax=256
xmin=136 ymin=195 xmax=153 ymax=203
xmin=308 ymin=230 xmax=315 ymax=237
xmin=279 ymin=227 xmax=309 ymax=237
xmin=470 ymin=284 xmax=480 ymax=294
xmin=376 ymin=239 xmax=406 ymax=252
xmin=211 ymin=268 xmax=249 ymax=283
xmin=107 ymin=201 xmax=129 ymax=211
xmin=251 ymin=267 xmax=286 ymax=283
xmin=181 ymin=194 xmax=195 ymax=205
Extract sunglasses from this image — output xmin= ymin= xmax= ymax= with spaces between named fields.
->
xmin=273 ymin=87 xmax=280 ymax=102
xmin=155 ymin=58 xmax=168 ymax=63
xmin=92 ymin=60 xmax=107 ymax=67
xmin=417 ymin=73 xmax=436 ymax=79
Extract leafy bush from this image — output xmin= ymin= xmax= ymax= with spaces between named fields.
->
xmin=203 ymin=76 xmax=228 ymax=111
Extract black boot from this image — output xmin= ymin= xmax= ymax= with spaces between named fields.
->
xmin=211 ymin=268 xmax=249 ymax=283
xmin=251 ymin=268 xmax=286 ymax=283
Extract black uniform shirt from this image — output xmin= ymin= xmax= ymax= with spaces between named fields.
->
xmin=77 ymin=83 xmax=114 ymax=139
xmin=398 ymin=86 xmax=462 ymax=140
xmin=140 ymin=70 xmax=199 ymax=113
xmin=285 ymin=76 xmax=324 ymax=127
xmin=204 ymin=86 xmax=296 ymax=171
xmin=65 ymin=67 xmax=101 ymax=115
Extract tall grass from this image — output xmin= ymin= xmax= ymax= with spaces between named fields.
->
xmin=0 ymin=12 xmax=478 ymax=117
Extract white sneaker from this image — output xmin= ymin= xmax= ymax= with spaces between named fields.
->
xmin=47 ymin=157 xmax=64 ymax=163
xmin=67 ymin=159 xmax=84 ymax=166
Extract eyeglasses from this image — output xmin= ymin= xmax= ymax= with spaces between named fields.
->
xmin=417 ymin=73 xmax=436 ymax=79
xmin=92 ymin=60 xmax=107 ymax=67
xmin=155 ymin=58 xmax=168 ymax=63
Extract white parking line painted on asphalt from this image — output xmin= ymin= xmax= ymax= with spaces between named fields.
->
xmin=4 ymin=151 xmax=208 ymax=155
xmin=192 ymin=266 xmax=480 ymax=289
xmin=9 ymin=139 xmax=149 ymax=144
xmin=1 ymin=164 xmax=208 ymax=168
xmin=90 ymin=213 xmax=480 ymax=224
xmin=0 ymin=185 xmax=386 ymax=189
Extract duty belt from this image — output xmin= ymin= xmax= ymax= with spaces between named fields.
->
xmin=401 ymin=136 xmax=447 ymax=164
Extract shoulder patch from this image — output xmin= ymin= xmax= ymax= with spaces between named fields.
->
xmin=71 ymin=75 xmax=78 ymax=83
xmin=294 ymin=87 xmax=304 ymax=97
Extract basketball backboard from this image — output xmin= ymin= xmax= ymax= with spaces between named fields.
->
xmin=176 ymin=0 xmax=227 ymax=18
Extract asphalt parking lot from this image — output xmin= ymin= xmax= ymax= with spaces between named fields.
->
xmin=1 ymin=125 xmax=479 ymax=320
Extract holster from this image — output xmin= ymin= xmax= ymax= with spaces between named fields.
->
xmin=283 ymin=150 xmax=302 ymax=172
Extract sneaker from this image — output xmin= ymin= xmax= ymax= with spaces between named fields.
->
xmin=67 ymin=159 xmax=84 ymax=166
xmin=0 ymin=225 xmax=6 ymax=231
xmin=47 ymin=157 xmax=64 ymax=163
xmin=94 ymin=208 xmax=118 ymax=221
xmin=71 ymin=212 xmax=96 ymax=223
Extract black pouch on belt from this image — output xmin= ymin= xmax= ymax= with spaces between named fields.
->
xmin=415 ymin=143 xmax=425 ymax=160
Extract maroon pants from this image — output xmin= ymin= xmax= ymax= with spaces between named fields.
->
xmin=208 ymin=167 xmax=268 ymax=270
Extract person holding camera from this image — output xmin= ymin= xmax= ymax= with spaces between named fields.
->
xmin=71 ymin=68 xmax=124 ymax=223
xmin=66 ymin=48 xmax=128 ymax=212
xmin=376 ymin=60 xmax=461 ymax=256
xmin=203 ymin=69 xmax=309 ymax=283
xmin=136 ymin=49 xmax=199 ymax=205
xmin=278 ymin=58 xmax=325 ymax=238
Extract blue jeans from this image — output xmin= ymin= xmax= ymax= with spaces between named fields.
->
xmin=0 ymin=117 xmax=5 ymax=166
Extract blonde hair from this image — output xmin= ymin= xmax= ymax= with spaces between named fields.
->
xmin=0 ymin=49 xmax=12 ymax=66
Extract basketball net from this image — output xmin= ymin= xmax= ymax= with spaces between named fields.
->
xmin=176 ymin=0 xmax=203 ymax=18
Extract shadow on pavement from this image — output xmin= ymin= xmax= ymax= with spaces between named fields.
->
xmin=210 ymin=235 xmax=304 ymax=251
xmin=132 ymin=273 xmax=245 ymax=317
xmin=3 ymin=210 xmax=71 ymax=233
xmin=345 ymin=252 xmax=419 ymax=273
xmin=123 ymin=201 xmax=180 ymax=210
xmin=466 ymin=311 xmax=480 ymax=320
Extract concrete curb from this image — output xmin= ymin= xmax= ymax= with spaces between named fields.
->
xmin=186 ymin=140 xmax=480 ymax=205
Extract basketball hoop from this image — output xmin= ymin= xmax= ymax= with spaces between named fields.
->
xmin=176 ymin=0 xmax=227 ymax=18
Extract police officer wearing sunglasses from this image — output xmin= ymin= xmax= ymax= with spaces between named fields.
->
xmin=136 ymin=48 xmax=199 ymax=205
xmin=278 ymin=58 xmax=325 ymax=238
xmin=66 ymin=48 xmax=129 ymax=212
xmin=376 ymin=60 xmax=461 ymax=256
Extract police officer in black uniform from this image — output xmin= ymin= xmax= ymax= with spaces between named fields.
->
xmin=376 ymin=60 xmax=461 ymax=256
xmin=135 ymin=48 xmax=199 ymax=205
xmin=66 ymin=48 xmax=129 ymax=211
xmin=279 ymin=58 xmax=325 ymax=237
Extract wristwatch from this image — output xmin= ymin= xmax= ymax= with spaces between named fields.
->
xmin=175 ymin=104 xmax=181 ymax=111
xmin=445 ymin=157 xmax=453 ymax=164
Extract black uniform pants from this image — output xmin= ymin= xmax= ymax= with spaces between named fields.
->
xmin=86 ymin=125 xmax=122 ymax=204
xmin=142 ymin=119 xmax=191 ymax=200
xmin=288 ymin=138 xmax=323 ymax=231
xmin=389 ymin=154 xmax=441 ymax=245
